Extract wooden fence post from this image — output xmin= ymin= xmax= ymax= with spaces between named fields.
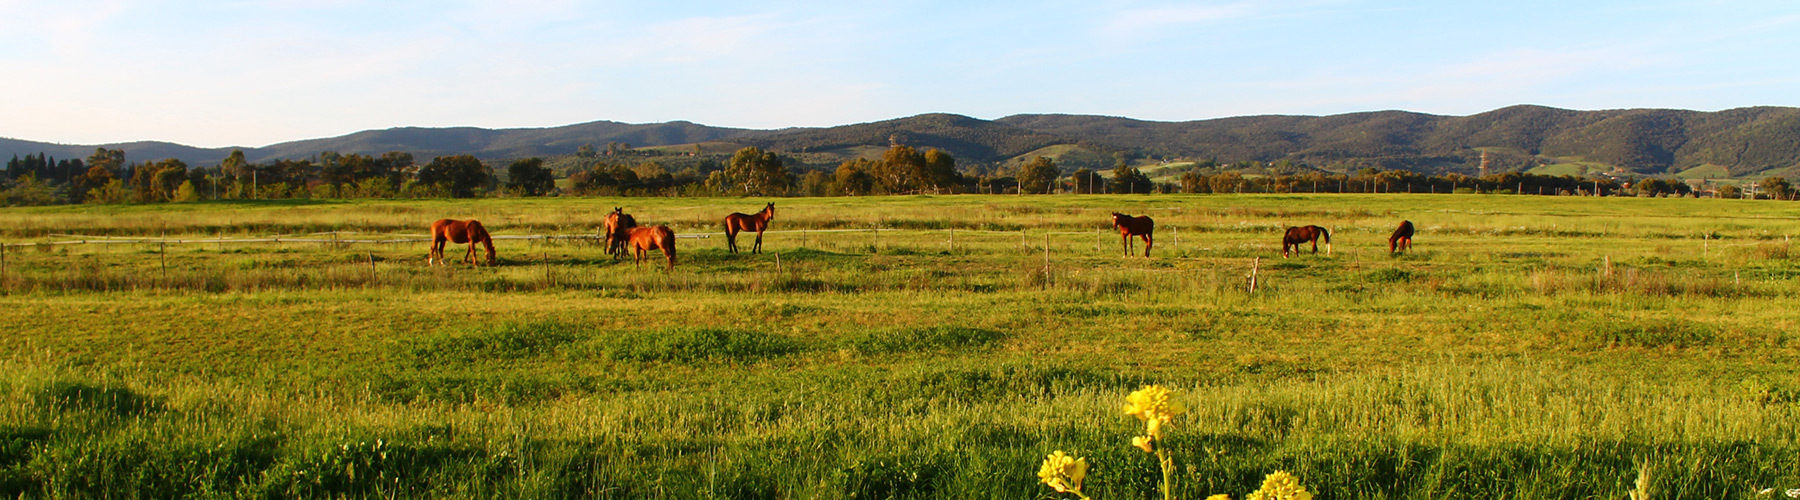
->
xmin=368 ymin=251 xmax=376 ymax=284
xmin=1042 ymin=233 xmax=1052 ymax=286
xmin=1248 ymin=257 xmax=1260 ymax=294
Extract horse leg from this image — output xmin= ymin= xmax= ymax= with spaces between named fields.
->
xmin=1143 ymin=234 xmax=1153 ymax=258
xmin=753 ymin=230 xmax=764 ymax=254
xmin=726 ymin=229 xmax=738 ymax=254
xmin=1121 ymin=233 xmax=1130 ymax=257
xmin=465 ymin=242 xmax=477 ymax=265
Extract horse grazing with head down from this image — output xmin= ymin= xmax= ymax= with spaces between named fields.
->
xmin=1389 ymin=220 xmax=1415 ymax=253
xmin=1281 ymin=225 xmax=1331 ymax=258
xmin=628 ymin=225 xmax=677 ymax=271
xmin=429 ymin=219 xmax=496 ymax=266
xmin=602 ymin=207 xmax=638 ymax=259
xmin=1110 ymin=212 xmax=1155 ymax=257
xmin=723 ymin=202 xmax=775 ymax=254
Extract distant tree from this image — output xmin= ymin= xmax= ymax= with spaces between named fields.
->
xmin=220 ymin=149 xmax=249 ymax=179
xmin=1760 ymin=176 xmax=1792 ymax=200
xmin=874 ymin=145 xmax=926 ymax=194
xmin=800 ymin=170 xmax=832 ymax=197
xmin=417 ymin=155 xmax=491 ymax=197
xmin=724 ymin=147 xmax=792 ymax=195
xmin=85 ymin=178 xmax=129 ymax=204
xmin=86 ymin=148 xmax=124 ymax=176
xmin=505 ymin=158 xmax=556 ymax=196
xmin=172 ymin=180 xmax=200 ymax=202
xmin=834 ymin=159 xmax=875 ymax=196
xmin=577 ymin=143 xmax=598 ymax=158
xmin=3 ymin=173 xmax=55 ymax=206
xmin=1017 ymin=156 xmax=1060 ymax=194
xmin=1180 ymin=171 xmax=1208 ymax=194
xmin=922 ymin=148 xmax=959 ymax=193
xmin=1071 ymin=168 xmax=1104 ymax=194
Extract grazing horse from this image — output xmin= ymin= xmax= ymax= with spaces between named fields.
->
xmin=1281 ymin=225 xmax=1331 ymax=258
xmin=1110 ymin=212 xmax=1155 ymax=257
xmin=1389 ymin=220 xmax=1415 ymax=253
xmin=723 ymin=202 xmax=775 ymax=254
xmin=602 ymin=207 xmax=638 ymax=259
xmin=429 ymin=219 xmax=496 ymax=266
xmin=628 ymin=225 xmax=677 ymax=271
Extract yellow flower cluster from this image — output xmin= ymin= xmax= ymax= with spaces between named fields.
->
xmin=1037 ymin=450 xmax=1090 ymax=497
xmin=1123 ymin=385 xmax=1184 ymax=453
xmin=1206 ymin=495 xmax=1234 ymax=500
xmin=1245 ymin=470 xmax=1313 ymax=500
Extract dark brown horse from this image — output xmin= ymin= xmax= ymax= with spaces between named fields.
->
xmin=628 ymin=225 xmax=677 ymax=271
xmin=602 ymin=207 xmax=638 ymax=259
xmin=1110 ymin=212 xmax=1155 ymax=257
xmin=723 ymin=202 xmax=775 ymax=254
xmin=1281 ymin=225 xmax=1331 ymax=258
xmin=1389 ymin=220 xmax=1415 ymax=253
xmin=430 ymin=219 xmax=496 ymax=266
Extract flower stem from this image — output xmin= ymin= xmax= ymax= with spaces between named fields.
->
xmin=1157 ymin=446 xmax=1175 ymax=500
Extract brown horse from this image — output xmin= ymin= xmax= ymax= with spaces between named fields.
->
xmin=602 ymin=207 xmax=638 ymax=259
xmin=1389 ymin=220 xmax=1415 ymax=253
xmin=1281 ymin=225 xmax=1331 ymax=258
xmin=429 ymin=219 xmax=496 ymax=266
xmin=723 ymin=202 xmax=775 ymax=254
xmin=628 ymin=225 xmax=677 ymax=271
xmin=1110 ymin=212 xmax=1155 ymax=257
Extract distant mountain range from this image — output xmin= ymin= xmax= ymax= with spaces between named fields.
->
xmin=5 ymin=105 xmax=1799 ymax=177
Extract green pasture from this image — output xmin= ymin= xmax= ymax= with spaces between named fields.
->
xmin=2 ymin=193 xmax=1799 ymax=499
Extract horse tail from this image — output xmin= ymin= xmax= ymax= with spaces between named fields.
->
xmin=1321 ymin=227 xmax=1330 ymax=244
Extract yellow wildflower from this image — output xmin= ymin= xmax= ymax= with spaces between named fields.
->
xmin=1131 ymin=435 xmax=1154 ymax=454
xmin=1037 ymin=450 xmax=1089 ymax=495
xmin=1245 ymin=470 xmax=1313 ymax=500
xmin=1206 ymin=495 xmax=1233 ymax=500
xmin=1122 ymin=385 xmax=1186 ymax=422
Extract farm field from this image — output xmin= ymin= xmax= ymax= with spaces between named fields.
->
xmin=2 ymin=193 xmax=1800 ymax=499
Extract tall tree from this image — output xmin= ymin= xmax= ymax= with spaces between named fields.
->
xmin=417 ymin=155 xmax=492 ymax=198
xmin=874 ymin=145 xmax=926 ymax=194
xmin=1018 ymin=156 xmax=1060 ymax=194
xmin=724 ymin=147 xmax=792 ymax=196
xmin=922 ymin=148 xmax=959 ymax=193
xmin=834 ymin=159 xmax=875 ymax=196
xmin=505 ymin=157 xmax=556 ymax=196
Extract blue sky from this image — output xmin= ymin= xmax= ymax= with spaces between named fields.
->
xmin=2 ymin=0 xmax=1797 ymax=148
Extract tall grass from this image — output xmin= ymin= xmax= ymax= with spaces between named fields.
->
xmin=3 ymin=194 xmax=1800 ymax=498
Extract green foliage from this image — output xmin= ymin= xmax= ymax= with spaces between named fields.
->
xmin=724 ymin=147 xmax=793 ymax=196
xmin=416 ymin=155 xmax=492 ymax=198
xmin=598 ymin=328 xmax=802 ymax=363
xmin=503 ymin=157 xmax=555 ymax=196
xmin=1018 ymin=156 xmax=1060 ymax=194
xmin=848 ymin=326 xmax=1008 ymax=355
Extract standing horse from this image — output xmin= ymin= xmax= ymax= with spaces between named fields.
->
xmin=1110 ymin=212 xmax=1155 ymax=257
xmin=602 ymin=207 xmax=638 ymax=259
xmin=723 ymin=202 xmax=775 ymax=254
xmin=1389 ymin=220 xmax=1415 ymax=253
xmin=429 ymin=219 xmax=496 ymax=266
xmin=628 ymin=225 xmax=677 ymax=271
xmin=1281 ymin=225 xmax=1331 ymax=258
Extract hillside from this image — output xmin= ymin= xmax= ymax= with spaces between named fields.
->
xmin=6 ymin=106 xmax=1800 ymax=176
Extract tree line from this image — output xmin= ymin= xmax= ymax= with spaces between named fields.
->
xmin=3 ymin=145 xmax=1788 ymax=206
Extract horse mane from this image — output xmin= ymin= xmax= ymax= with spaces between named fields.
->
xmin=468 ymin=220 xmax=496 ymax=258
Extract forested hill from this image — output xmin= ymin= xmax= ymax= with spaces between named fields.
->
xmin=5 ymin=105 xmax=1799 ymax=176
xmin=997 ymin=105 xmax=1800 ymax=176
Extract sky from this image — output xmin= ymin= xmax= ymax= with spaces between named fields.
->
xmin=2 ymin=0 xmax=1797 ymax=148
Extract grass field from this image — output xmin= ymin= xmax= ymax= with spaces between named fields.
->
xmin=3 ymin=193 xmax=1799 ymax=499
